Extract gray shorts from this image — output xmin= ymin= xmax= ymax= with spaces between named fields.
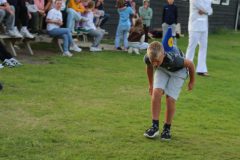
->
xmin=153 ymin=67 xmax=188 ymax=100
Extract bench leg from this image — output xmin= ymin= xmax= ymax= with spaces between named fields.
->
xmin=6 ymin=41 xmax=17 ymax=56
xmin=24 ymin=41 xmax=34 ymax=55
xmin=57 ymin=39 xmax=63 ymax=53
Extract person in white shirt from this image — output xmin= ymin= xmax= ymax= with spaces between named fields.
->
xmin=46 ymin=0 xmax=82 ymax=57
xmin=185 ymin=0 xmax=213 ymax=76
xmin=82 ymin=1 xmax=104 ymax=52
xmin=0 ymin=0 xmax=22 ymax=37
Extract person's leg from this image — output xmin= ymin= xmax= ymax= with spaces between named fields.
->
xmin=171 ymin=24 xmax=177 ymax=46
xmin=88 ymin=29 xmax=104 ymax=47
xmin=115 ymin=25 xmax=123 ymax=49
xmin=186 ymin=31 xmax=200 ymax=62
xmin=0 ymin=9 xmax=6 ymax=24
xmin=48 ymin=28 xmax=70 ymax=52
xmin=5 ymin=6 xmax=15 ymax=31
xmin=123 ymin=29 xmax=129 ymax=49
xmin=99 ymin=13 xmax=110 ymax=28
xmin=196 ymin=31 xmax=208 ymax=73
xmin=162 ymin=23 xmax=168 ymax=39
xmin=165 ymin=95 xmax=176 ymax=125
xmin=144 ymin=69 xmax=169 ymax=138
xmin=66 ymin=8 xmax=81 ymax=31
xmin=143 ymin=25 xmax=149 ymax=42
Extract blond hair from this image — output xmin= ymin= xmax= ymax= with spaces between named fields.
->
xmin=147 ymin=41 xmax=164 ymax=61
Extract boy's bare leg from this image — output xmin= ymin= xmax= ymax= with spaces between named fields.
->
xmin=165 ymin=95 xmax=176 ymax=124
xmin=151 ymin=88 xmax=164 ymax=120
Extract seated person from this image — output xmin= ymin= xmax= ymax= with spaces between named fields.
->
xmin=82 ymin=1 xmax=104 ymax=52
xmin=46 ymin=0 xmax=82 ymax=57
xmin=0 ymin=0 xmax=22 ymax=37
xmin=26 ymin=0 xmax=45 ymax=34
xmin=67 ymin=0 xmax=87 ymax=33
xmin=128 ymin=18 xmax=148 ymax=54
xmin=8 ymin=0 xmax=34 ymax=38
xmin=0 ymin=41 xmax=22 ymax=67
xmin=95 ymin=0 xmax=109 ymax=29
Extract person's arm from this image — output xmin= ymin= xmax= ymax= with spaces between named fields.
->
xmin=183 ymin=59 xmax=195 ymax=91
xmin=0 ymin=2 xmax=14 ymax=15
xmin=44 ymin=0 xmax=52 ymax=12
xmin=193 ymin=0 xmax=213 ymax=15
xmin=146 ymin=64 xmax=154 ymax=95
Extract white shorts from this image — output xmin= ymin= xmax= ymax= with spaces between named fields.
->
xmin=153 ymin=67 xmax=188 ymax=100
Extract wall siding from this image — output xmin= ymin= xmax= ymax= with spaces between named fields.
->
xmin=103 ymin=0 xmax=238 ymax=37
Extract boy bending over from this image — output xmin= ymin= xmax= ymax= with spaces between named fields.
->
xmin=143 ymin=39 xmax=195 ymax=140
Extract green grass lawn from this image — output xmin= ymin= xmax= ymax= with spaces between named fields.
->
xmin=0 ymin=32 xmax=240 ymax=160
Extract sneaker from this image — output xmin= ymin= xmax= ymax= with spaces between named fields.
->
xmin=7 ymin=29 xmax=21 ymax=38
xmin=63 ymin=51 xmax=73 ymax=57
xmin=20 ymin=27 xmax=34 ymax=39
xmin=161 ymin=128 xmax=171 ymax=140
xmin=128 ymin=47 xmax=133 ymax=54
xmin=9 ymin=58 xmax=22 ymax=66
xmin=144 ymin=126 xmax=159 ymax=138
xmin=70 ymin=44 xmax=82 ymax=52
xmin=133 ymin=48 xmax=140 ymax=55
xmin=116 ymin=47 xmax=122 ymax=51
xmin=13 ymin=27 xmax=23 ymax=38
xmin=90 ymin=47 xmax=102 ymax=52
xmin=3 ymin=59 xmax=15 ymax=68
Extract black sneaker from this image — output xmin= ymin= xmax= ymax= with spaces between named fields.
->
xmin=116 ymin=47 xmax=122 ymax=50
xmin=161 ymin=128 xmax=171 ymax=140
xmin=144 ymin=127 xmax=159 ymax=138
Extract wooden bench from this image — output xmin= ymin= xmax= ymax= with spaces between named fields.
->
xmin=0 ymin=34 xmax=35 ymax=56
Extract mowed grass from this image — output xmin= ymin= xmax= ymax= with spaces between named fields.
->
xmin=0 ymin=32 xmax=240 ymax=160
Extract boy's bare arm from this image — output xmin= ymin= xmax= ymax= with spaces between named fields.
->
xmin=146 ymin=65 xmax=154 ymax=95
xmin=184 ymin=59 xmax=195 ymax=91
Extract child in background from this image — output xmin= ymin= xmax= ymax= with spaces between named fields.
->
xmin=162 ymin=0 xmax=178 ymax=45
xmin=128 ymin=18 xmax=148 ymax=54
xmin=115 ymin=0 xmax=133 ymax=51
xmin=82 ymin=1 xmax=104 ymax=52
xmin=139 ymin=0 xmax=152 ymax=42
xmin=46 ymin=0 xmax=82 ymax=57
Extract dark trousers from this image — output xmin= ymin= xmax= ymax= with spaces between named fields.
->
xmin=0 ymin=42 xmax=12 ymax=62
xmin=8 ymin=0 xmax=29 ymax=27
xmin=100 ymin=13 xmax=110 ymax=28
xmin=143 ymin=25 xmax=149 ymax=42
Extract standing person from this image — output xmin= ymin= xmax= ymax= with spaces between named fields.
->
xmin=162 ymin=0 xmax=177 ymax=45
xmin=143 ymin=28 xmax=195 ymax=140
xmin=115 ymin=0 xmax=133 ymax=51
xmin=139 ymin=0 xmax=152 ymax=42
xmin=185 ymin=0 xmax=213 ymax=76
xmin=46 ymin=0 xmax=82 ymax=57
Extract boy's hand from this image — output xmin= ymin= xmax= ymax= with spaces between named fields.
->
xmin=149 ymin=85 xmax=153 ymax=95
xmin=188 ymin=81 xmax=194 ymax=91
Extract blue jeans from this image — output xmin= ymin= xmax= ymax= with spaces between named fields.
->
xmin=88 ymin=29 xmax=104 ymax=47
xmin=115 ymin=25 xmax=130 ymax=49
xmin=48 ymin=28 xmax=73 ymax=52
xmin=66 ymin=8 xmax=82 ymax=32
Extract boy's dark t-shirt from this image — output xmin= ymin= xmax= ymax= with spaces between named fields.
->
xmin=144 ymin=46 xmax=185 ymax=72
